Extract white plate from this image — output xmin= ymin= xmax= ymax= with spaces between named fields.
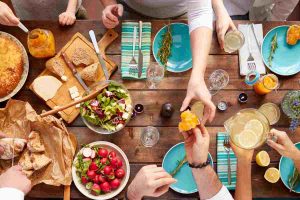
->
xmin=72 ymin=141 xmax=130 ymax=199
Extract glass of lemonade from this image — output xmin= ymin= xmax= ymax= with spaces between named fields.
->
xmin=224 ymin=108 xmax=270 ymax=149
xmin=224 ymin=30 xmax=245 ymax=53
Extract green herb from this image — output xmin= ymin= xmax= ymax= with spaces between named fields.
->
xmin=157 ymin=24 xmax=172 ymax=67
xmin=268 ymin=33 xmax=278 ymax=67
xmin=170 ymin=156 xmax=188 ymax=177
xmin=288 ymin=166 xmax=300 ymax=192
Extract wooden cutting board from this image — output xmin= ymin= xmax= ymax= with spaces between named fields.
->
xmin=30 ymin=29 xmax=118 ymax=123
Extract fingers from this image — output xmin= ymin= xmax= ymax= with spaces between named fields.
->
xmin=106 ymin=11 xmax=118 ymax=22
xmin=269 ymin=128 xmax=287 ymax=142
xmin=0 ymin=146 xmax=4 ymax=156
xmin=102 ymin=15 xmax=118 ymax=29
xmin=198 ymin=123 xmax=209 ymax=137
xmin=230 ymin=21 xmax=237 ymax=31
xmin=7 ymin=13 xmax=19 ymax=25
xmin=117 ymin=4 xmax=124 ymax=17
xmin=217 ymin=26 xmax=226 ymax=50
xmin=202 ymin=101 xmax=216 ymax=124
xmin=267 ymin=139 xmax=284 ymax=152
xmin=142 ymin=164 xmax=157 ymax=170
xmin=149 ymin=167 xmax=166 ymax=173
xmin=153 ymin=177 xmax=177 ymax=188
xmin=180 ymin=95 xmax=192 ymax=112
xmin=152 ymin=171 xmax=172 ymax=180
xmin=153 ymin=184 xmax=170 ymax=197
xmin=181 ymin=131 xmax=189 ymax=140
xmin=0 ymin=131 xmax=6 ymax=138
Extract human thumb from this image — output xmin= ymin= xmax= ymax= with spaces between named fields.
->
xmin=180 ymin=96 xmax=192 ymax=112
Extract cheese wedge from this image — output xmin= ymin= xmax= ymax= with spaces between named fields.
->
xmin=32 ymin=76 xmax=62 ymax=101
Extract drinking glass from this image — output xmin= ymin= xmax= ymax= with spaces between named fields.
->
xmin=207 ymin=69 xmax=229 ymax=95
xmin=140 ymin=126 xmax=160 ymax=147
xmin=146 ymin=64 xmax=165 ymax=89
xmin=224 ymin=30 xmax=245 ymax=53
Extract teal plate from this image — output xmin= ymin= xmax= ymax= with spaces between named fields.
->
xmin=279 ymin=142 xmax=300 ymax=193
xmin=162 ymin=142 xmax=213 ymax=194
xmin=261 ymin=25 xmax=300 ymax=76
xmin=153 ymin=23 xmax=192 ymax=73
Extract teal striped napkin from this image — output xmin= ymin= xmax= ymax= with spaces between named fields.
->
xmin=121 ymin=22 xmax=151 ymax=79
xmin=217 ymin=133 xmax=237 ymax=190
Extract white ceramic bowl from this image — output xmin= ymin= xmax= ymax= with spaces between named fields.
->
xmin=72 ymin=141 xmax=130 ymax=200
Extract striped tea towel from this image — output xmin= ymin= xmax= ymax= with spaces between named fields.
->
xmin=121 ymin=22 xmax=151 ymax=79
xmin=217 ymin=132 xmax=237 ymax=190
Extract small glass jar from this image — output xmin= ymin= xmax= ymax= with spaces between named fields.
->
xmin=253 ymin=74 xmax=279 ymax=95
xmin=27 ymin=28 xmax=56 ymax=58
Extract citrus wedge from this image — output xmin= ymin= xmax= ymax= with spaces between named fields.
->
xmin=256 ymin=151 xmax=270 ymax=167
xmin=264 ymin=167 xmax=280 ymax=183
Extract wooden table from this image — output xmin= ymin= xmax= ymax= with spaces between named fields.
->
xmin=1 ymin=20 xmax=300 ymax=199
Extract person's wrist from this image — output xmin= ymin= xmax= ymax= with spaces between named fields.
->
xmin=127 ymin=184 xmax=143 ymax=200
xmin=291 ymin=149 xmax=300 ymax=161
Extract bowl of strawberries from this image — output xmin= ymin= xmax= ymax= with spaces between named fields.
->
xmin=72 ymin=141 xmax=130 ymax=199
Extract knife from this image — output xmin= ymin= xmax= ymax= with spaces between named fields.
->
xmin=251 ymin=23 xmax=261 ymax=49
xmin=138 ymin=21 xmax=143 ymax=78
xmin=89 ymin=30 xmax=109 ymax=80
xmin=61 ymin=52 xmax=91 ymax=93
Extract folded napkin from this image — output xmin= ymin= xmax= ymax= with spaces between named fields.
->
xmin=217 ymin=133 xmax=237 ymax=190
xmin=238 ymin=24 xmax=266 ymax=76
xmin=121 ymin=22 xmax=151 ymax=79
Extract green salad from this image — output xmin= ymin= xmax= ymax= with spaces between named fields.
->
xmin=80 ymin=83 xmax=132 ymax=132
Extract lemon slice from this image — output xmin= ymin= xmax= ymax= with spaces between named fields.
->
xmin=264 ymin=167 xmax=280 ymax=183
xmin=256 ymin=151 xmax=270 ymax=167
xmin=238 ymin=129 xmax=258 ymax=149
xmin=191 ymin=101 xmax=204 ymax=120
xmin=244 ymin=119 xmax=264 ymax=137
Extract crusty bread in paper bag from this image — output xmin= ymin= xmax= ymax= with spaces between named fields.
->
xmin=0 ymin=99 xmax=77 ymax=186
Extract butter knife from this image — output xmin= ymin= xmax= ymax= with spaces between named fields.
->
xmin=138 ymin=21 xmax=143 ymax=78
xmin=251 ymin=23 xmax=261 ymax=49
xmin=61 ymin=52 xmax=91 ymax=93
xmin=89 ymin=30 xmax=109 ymax=80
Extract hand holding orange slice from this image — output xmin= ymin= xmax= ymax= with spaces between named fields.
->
xmin=178 ymin=110 xmax=199 ymax=132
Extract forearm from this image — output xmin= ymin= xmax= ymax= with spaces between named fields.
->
xmin=212 ymin=0 xmax=227 ymax=18
xmin=190 ymin=27 xmax=212 ymax=81
xmin=65 ymin=0 xmax=78 ymax=14
xmin=100 ymin=0 xmax=117 ymax=7
xmin=293 ymin=149 xmax=300 ymax=172
xmin=192 ymin=166 xmax=223 ymax=199
xmin=235 ymin=160 xmax=252 ymax=200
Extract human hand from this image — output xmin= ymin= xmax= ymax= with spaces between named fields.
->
xmin=102 ymin=4 xmax=123 ymax=29
xmin=180 ymin=78 xmax=216 ymax=124
xmin=182 ymin=124 xmax=210 ymax=165
xmin=0 ymin=2 xmax=19 ymax=26
xmin=0 ymin=165 xmax=31 ymax=194
xmin=215 ymin=6 xmax=236 ymax=49
xmin=230 ymin=140 xmax=254 ymax=163
xmin=127 ymin=165 xmax=176 ymax=200
xmin=59 ymin=11 xmax=76 ymax=26
xmin=267 ymin=129 xmax=300 ymax=161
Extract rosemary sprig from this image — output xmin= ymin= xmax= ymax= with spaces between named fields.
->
xmin=288 ymin=166 xmax=300 ymax=192
xmin=170 ymin=156 xmax=188 ymax=177
xmin=157 ymin=24 xmax=172 ymax=68
xmin=268 ymin=33 xmax=278 ymax=67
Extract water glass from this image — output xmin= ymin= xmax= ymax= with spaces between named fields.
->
xmin=146 ymin=64 xmax=165 ymax=89
xmin=224 ymin=30 xmax=245 ymax=53
xmin=207 ymin=69 xmax=229 ymax=95
xmin=140 ymin=126 xmax=160 ymax=147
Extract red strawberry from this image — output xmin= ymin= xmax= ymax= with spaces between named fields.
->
xmin=91 ymin=183 xmax=101 ymax=195
xmin=100 ymin=182 xmax=111 ymax=193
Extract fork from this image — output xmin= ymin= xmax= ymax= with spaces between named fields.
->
xmin=129 ymin=26 xmax=137 ymax=68
xmin=246 ymin=25 xmax=256 ymax=71
xmin=223 ymin=134 xmax=231 ymax=185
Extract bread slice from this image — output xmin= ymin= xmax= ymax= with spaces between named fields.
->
xmin=27 ymin=131 xmax=45 ymax=153
xmin=80 ymin=62 xmax=99 ymax=82
xmin=45 ymin=57 xmax=67 ymax=81
xmin=0 ymin=138 xmax=27 ymax=160
xmin=71 ymin=48 xmax=94 ymax=67
xmin=287 ymin=25 xmax=300 ymax=45
xmin=18 ymin=150 xmax=33 ymax=170
xmin=32 ymin=76 xmax=62 ymax=101
xmin=30 ymin=153 xmax=52 ymax=171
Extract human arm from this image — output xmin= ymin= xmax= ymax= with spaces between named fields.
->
xmin=0 ymin=165 xmax=32 ymax=200
xmin=0 ymin=2 xmax=19 ymax=26
xmin=230 ymin=141 xmax=253 ymax=200
xmin=126 ymin=165 xmax=176 ymax=200
xmin=212 ymin=0 xmax=237 ymax=49
xmin=268 ymin=0 xmax=299 ymax=21
xmin=99 ymin=0 xmax=123 ymax=29
xmin=267 ymin=129 xmax=300 ymax=172
xmin=59 ymin=0 xmax=78 ymax=26
xmin=182 ymin=124 xmax=233 ymax=199
xmin=181 ymin=0 xmax=216 ymax=124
